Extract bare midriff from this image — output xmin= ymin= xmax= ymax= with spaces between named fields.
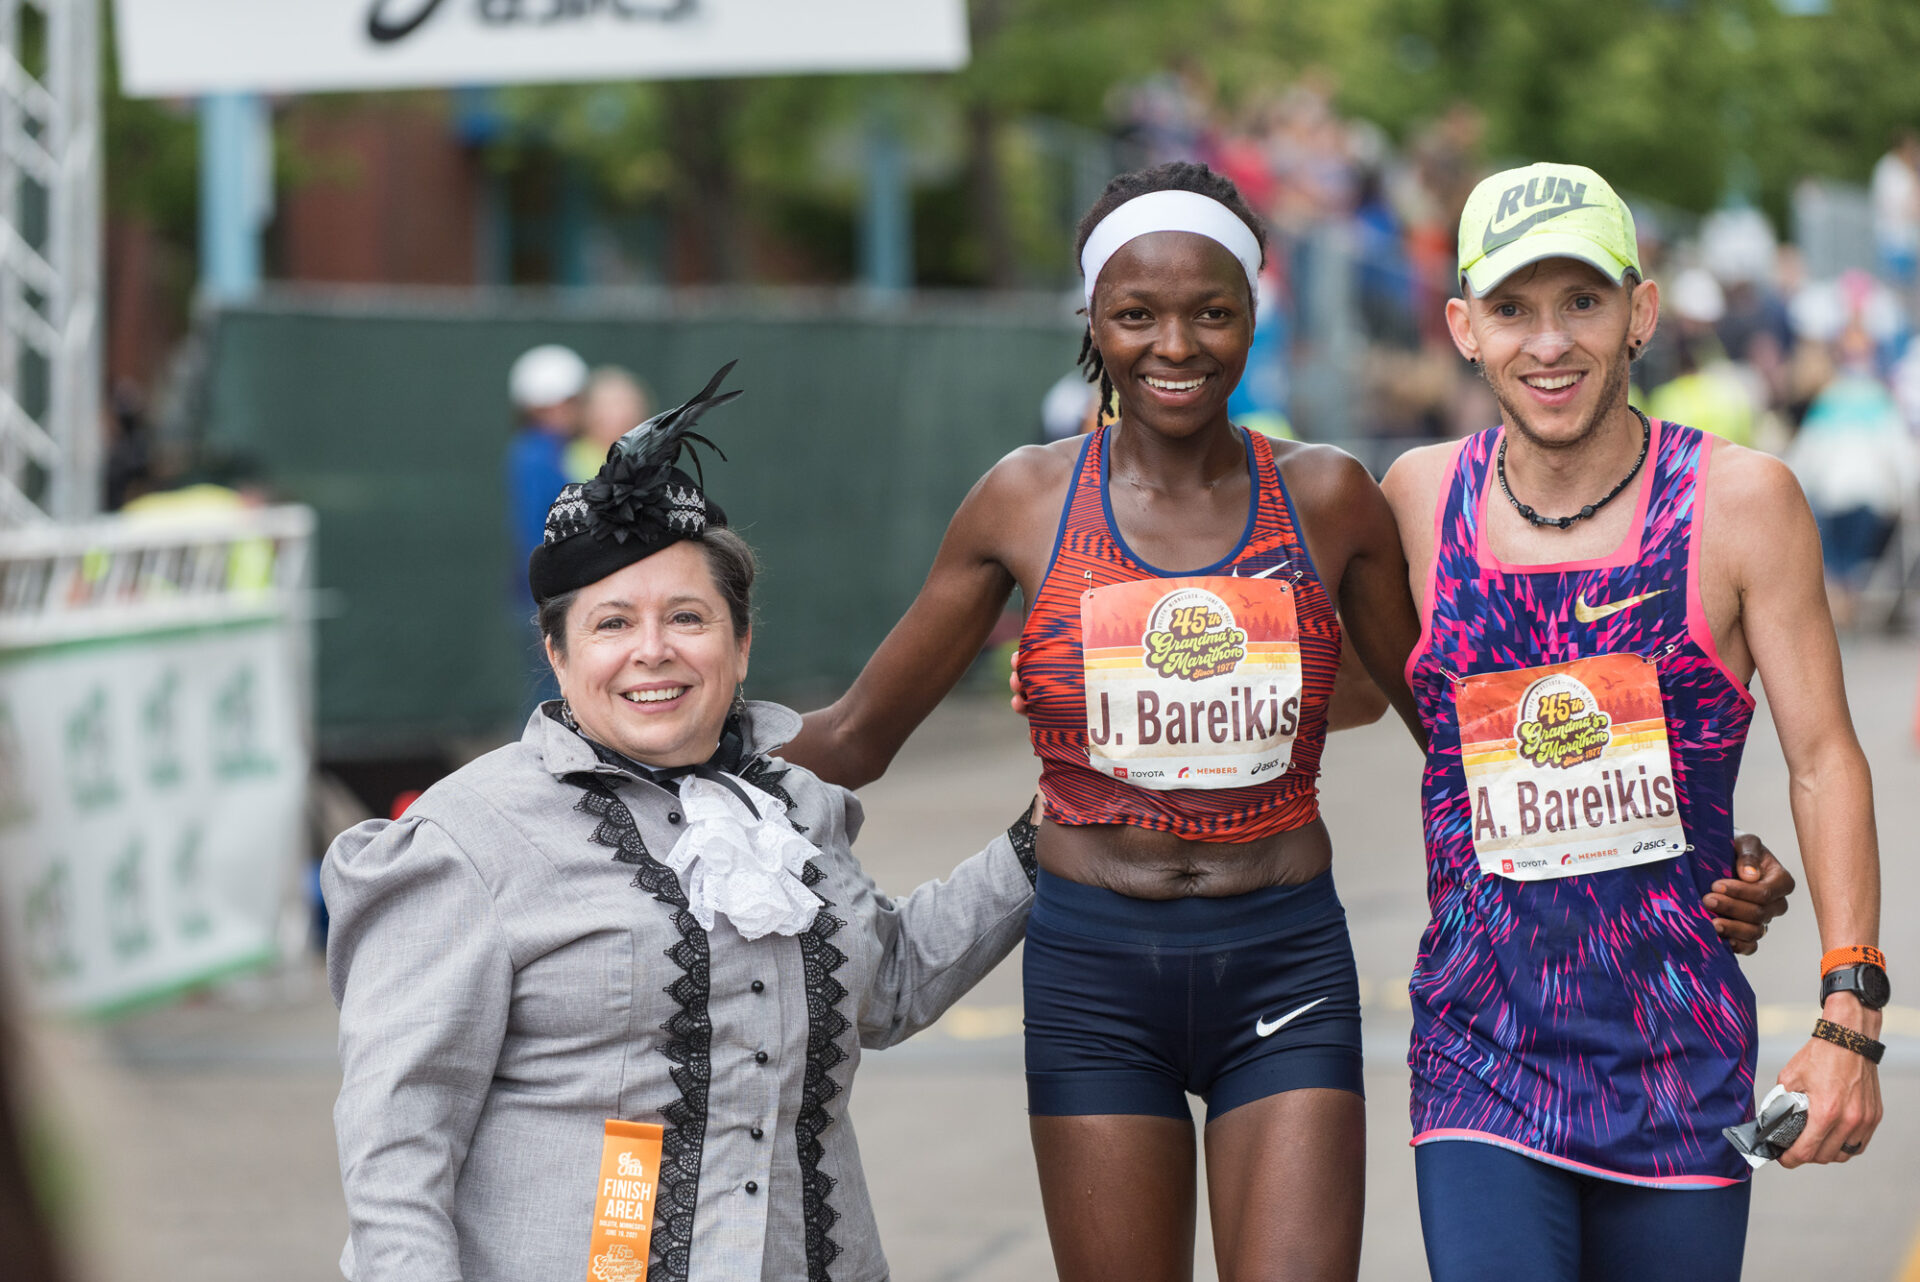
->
xmin=1037 ymin=815 xmax=1333 ymax=900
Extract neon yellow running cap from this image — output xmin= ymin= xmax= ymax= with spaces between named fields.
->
xmin=1457 ymin=162 xmax=1639 ymax=296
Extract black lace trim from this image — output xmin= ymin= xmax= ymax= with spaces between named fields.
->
xmin=577 ymin=780 xmax=709 ymax=1282
xmin=738 ymin=756 xmax=807 ymax=834
xmin=761 ymin=754 xmax=847 ymax=1279
xmin=1008 ymin=802 xmax=1039 ymax=887
xmin=795 ymin=902 xmax=848 ymax=1280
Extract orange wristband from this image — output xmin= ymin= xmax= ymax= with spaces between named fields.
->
xmin=1821 ymin=946 xmax=1886 ymax=977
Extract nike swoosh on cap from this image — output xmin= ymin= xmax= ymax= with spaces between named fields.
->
xmin=1255 ymin=996 xmax=1327 ymax=1038
xmin=1573 ymin=589 xmax=1667 ymax=624
xmin=1481 ymin=201 xmax=1599 ymax=258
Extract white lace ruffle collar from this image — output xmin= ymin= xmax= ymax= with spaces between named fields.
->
xmin=659 ymin=773 xmax=822 ymax=940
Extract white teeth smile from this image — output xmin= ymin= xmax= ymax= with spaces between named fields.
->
xmin=623 ymin=688 xmax=687 ymax=704
xmin=1145 ymin=375 xmax=1207 ymax=392
xmin=1524 ymin=373 xmax=1581 ymax=390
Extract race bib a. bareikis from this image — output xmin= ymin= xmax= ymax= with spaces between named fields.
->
xmin=1453 ymin=653 xmax=1687 ymax=881
xmin=1081 ymin=576 xmax=1301 ymax=790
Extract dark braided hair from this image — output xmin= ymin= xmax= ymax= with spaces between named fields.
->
xmin=1073 ymin=162 xmax=1267 ymax=424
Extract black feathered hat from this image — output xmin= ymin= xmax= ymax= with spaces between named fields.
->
xmin=528 ymin=360 xmax=741 ymax=605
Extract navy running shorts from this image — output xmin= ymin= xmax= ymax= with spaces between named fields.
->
xmin=1023 ymin=866 xmax=1364 ymax=1120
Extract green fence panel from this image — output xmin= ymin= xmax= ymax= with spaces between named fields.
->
xmin=201 ymin=293 xmax=1079 ymax=757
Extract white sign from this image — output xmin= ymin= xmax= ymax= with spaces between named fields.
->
xmin=0 ymin=621 xmax=306 ymax=1013
xmin=114 ymin=0 xmax=970 ymax=97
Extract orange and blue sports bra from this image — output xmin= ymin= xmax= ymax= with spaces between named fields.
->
xmin=1017 ymin=423 xmax=1341 ymax=841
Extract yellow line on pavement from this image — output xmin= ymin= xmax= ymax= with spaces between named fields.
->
xmin=938 ymin=1004 xmax=1023 ymax=1041
xmin=1755 ymin=1003 xmax=1920 ymax=1038
xmin=932 ymin=999 xmax=1920 ymax=1042
xmin=1898 ymin=1221 xmax=1920 ymax=1282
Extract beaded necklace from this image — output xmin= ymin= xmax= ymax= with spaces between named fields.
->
xmin=1497 ymin=407 xmax=1651 ymax=530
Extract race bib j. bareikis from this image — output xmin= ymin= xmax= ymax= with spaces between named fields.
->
xmin=1081 ymin=576 xmax=1302 ymax=790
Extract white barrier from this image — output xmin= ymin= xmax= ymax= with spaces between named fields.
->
xmin=0 ymin=505 xmax=314 ymax=1013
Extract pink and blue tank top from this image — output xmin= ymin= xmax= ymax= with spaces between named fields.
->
xmin=1405 ymin=419 xmax=1757 ymax=1187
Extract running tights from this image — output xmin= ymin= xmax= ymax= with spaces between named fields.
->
xmin=1415 ymin=1140 xmax=1751 ymax=1282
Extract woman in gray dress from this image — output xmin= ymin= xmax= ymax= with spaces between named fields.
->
xmin=325 ymin=365 xmax=1035 ymax=1282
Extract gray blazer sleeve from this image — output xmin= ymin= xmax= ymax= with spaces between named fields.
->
xmin=844 ymin=795 xmax=1037 ymax=1050
xmin=324 ymin=816 xmax=514 ymax=1282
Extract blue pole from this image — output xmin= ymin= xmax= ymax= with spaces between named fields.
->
xmin=861 ymin=102 xmax=910 ymax=294
xmin=198 ymin=93 xmax=269 ymax=304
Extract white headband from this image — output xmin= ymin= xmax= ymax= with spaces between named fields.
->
xmin=1079 ymin=190 xmax=1264 ymax=309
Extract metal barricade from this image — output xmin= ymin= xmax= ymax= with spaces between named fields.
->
xmin=0 ymin=504 xmax=314 ymax=1013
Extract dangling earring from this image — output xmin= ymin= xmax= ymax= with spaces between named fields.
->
xmin=731 ymin=684 xmax=748 ymax=718
xmin=558 ymin=697 xmax=579 ymax=731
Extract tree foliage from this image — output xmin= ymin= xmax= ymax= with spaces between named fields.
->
xmin=99 ymin=0 xmax=1920 ymax=288
xmin=489 ymin=0 xmax=1920 ymax=285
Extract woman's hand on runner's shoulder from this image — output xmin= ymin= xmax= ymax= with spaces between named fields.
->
xmin=786 ymin=441 xmax=1078 ymax=789
xmin=1273 ymin=441 xmax=1427 ymax=749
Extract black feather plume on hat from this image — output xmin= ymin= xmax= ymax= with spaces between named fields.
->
xmin=528 ymin=360 xmax=742 ymax=604
xmin=582 ymin=359 xmax=739 ymax=546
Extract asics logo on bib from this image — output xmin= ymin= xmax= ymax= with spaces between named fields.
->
xmin=1255 ymin=996 xmax=1327 ymax=1038
xmin=1482 ymin=179 xmax=1596 ymax=255
xmin=1573 ymin=589 xmax=1667 ymax=624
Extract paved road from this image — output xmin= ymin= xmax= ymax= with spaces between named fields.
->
xmin=21 ymin=634 xmax=1920 ymax=1281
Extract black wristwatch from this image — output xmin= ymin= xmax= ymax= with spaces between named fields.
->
xmin=1821 ymin=963 xmax=1891 ymax=1011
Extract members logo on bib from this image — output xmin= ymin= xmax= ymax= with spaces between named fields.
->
xmin=1142 ymin=589 xmax=1248 ymax=681
xmin=1081 ymin=576 xmax=1304 ymax=791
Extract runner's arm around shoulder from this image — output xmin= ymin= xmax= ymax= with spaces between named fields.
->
xmin=1716 ymin=448 xmax=1883 ymax=1167
xmin=783 ymin=449 xmax=1036 ymax=789
xmin=1326 ymin=633 xmax=1390 ymax=731
xmin=1317 ymin=448 xmax=1428 ymax=750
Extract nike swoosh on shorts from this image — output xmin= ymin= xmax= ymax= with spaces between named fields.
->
xmin=1572 ymin=588 xmax=1667 ymax=624
xmin=1255 ymin=996 xmax=1327 ymax=1038
xmin=1481 ymin=201 xmax=1598 ymax=257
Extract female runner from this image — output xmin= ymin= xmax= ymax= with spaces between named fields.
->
xmin=782 ymin=162 xmax=1785 ymax=1282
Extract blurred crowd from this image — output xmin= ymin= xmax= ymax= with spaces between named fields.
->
xmin=1094 ymin=69 xmax=1920 ymax=630
xmin=91 ymin=70 xmax=1920 ymax=635
xmin=1105 ymin=65 xmax=1492 ymax=444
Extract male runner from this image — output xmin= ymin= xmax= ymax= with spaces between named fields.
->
xmin=1382 ymin=162 xmax=1883 ymax=1281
